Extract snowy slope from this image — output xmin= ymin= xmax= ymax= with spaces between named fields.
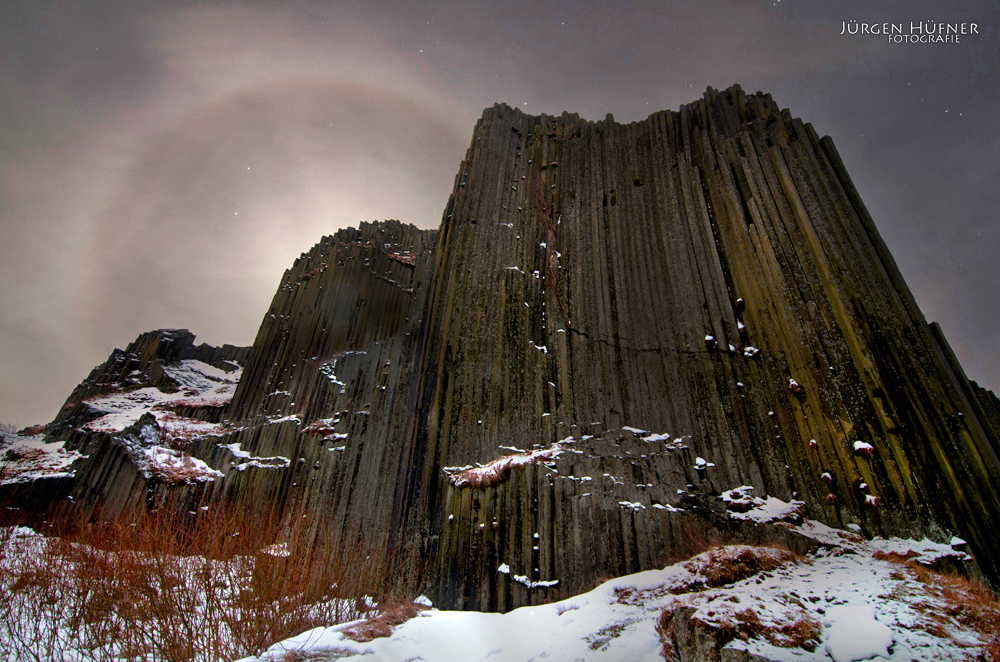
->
xmin=246 ymin=513 xmax=992 ymax=662
xmin=82 ymin=359 xmax=241 ymax=438
xmin=1 ymin=360 xmax=242 ymax=486
xmin=0 ymin=433 xmax=81 ymax=484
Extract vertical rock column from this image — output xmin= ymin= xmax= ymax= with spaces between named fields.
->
xmin=416 ymin=88 xmax=1000 ymax=609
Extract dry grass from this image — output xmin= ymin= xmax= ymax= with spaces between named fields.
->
xmin=906 ymin=563 xmax=1000 ymax=659
xmin=0 ymin=500 xmax=423 ymax=662
xmin=654 ymin=545 xmax=808 ymax=661
xmin=686 ymin=545 xmax=797 ymax=590
xmin=732 ymin=607 xmax=821 ymax=651
xmin=872 ymin=549 xmax=921 ymax=563
xmin=341 ymin=601 xmax=428 ymax=642
xmin=657 ymin=603 xmax=820 ymax=661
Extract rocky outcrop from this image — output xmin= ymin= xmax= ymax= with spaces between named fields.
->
xmin=408 ymin=87 xmax=1000 ymax=606
xmin=19 ymin=85 xmax=1000 ymax=611
xmin=2 ymin=330 xmax=249 ymax=515
xmin=50 ymin=329 xmax=249 ymax=438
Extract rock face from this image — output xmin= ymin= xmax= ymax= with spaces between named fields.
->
xmin=18 ymin=85 xmax=1000 ymax=610
xmin=51 ymin=329 xmax=248 ymax=435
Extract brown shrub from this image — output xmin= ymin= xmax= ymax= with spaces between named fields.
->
xmin=872 ymin=549 xmax=921 ymax=563
xmin=341 ymin=601 xmax=427 ymax=642
xmin=656 ymin=604 xmax=820 ymax=659
xmin=984 ymin=636 xmax=1000 ymax=662
xmin=695 ymin=546 xmax=796 ymax=589
xmin=907 ymin=563 xmax=1000 ymax=658
xmin=1 ymin=499 xmax=424 ymax=661
xmin=733 ymin=608 xmax=821 ymax=651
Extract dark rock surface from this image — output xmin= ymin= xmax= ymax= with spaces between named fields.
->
xmin=16 ymin=85 xmax=1000 ymax=611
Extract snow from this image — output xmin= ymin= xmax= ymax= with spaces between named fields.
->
xmin=318 ymin=362 xmax=349 ymax=393
xmin=3 ymin=503 xmax=988 ymax=662
xmin=83 ymin=360 xmax=241 ymax=434
xmin=511 ymin=574 xmax=559 ymax=588
xmin=243 ymin=519 xmax=988 ymax=662
xmin=444 ymin=442 xmax=565 ymax=488
xmin=721 ymin=487 xmax=805 ymax=524
xmin=266 ymin=414 xmax=301 ymax=424
xmin=218 ymin=443 xmax=292 ymax=470
xmin=823 ymin=605 xmax=893 ymax=662
xmin=261 ymin=542 xmax=291 ymax=558
xmin=0 ymin=433 xmax=82 ymax=484
xmin=79 ymin=361 xmax=242 ymax=453
xmin=693 ymin=456 xmax=715 ymax=470
xmin=866 ymin=535 xmax=971 ymax=565
xmin=622 ymin=426 xmax=676 ymax=445
xmin=145 ymin=446 xmax=223 ymax=483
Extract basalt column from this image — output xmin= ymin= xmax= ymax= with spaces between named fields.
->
xmin=414 ymin=86 xmax=1000 ymax=609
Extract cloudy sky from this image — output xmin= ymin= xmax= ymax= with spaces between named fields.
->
xmin=1 ymin=0 xmax=997 ymax=426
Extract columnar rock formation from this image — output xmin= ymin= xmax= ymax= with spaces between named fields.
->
xmin=12 ymin=85 xmax=1000 ymax=611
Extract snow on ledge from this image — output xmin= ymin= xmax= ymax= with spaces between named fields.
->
xmin=144 ymin=447 xmax=223 ymax=484
xmin=218 ymin=443 xmax=291 ymax=471
xmin=444 ymin=444 xmax=564 ymax=489
xmin=0 ymin=434 xmax=82 ymax=485
xmin=497 ymin=561 xmax=558 ymax=588
xmin=82 ymin=360 xmax=241 ymax=434
xmin=721 ymin=486 xmax=804 ymax=524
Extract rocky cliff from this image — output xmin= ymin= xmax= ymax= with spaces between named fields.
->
xmin=9 ymin=85 xmax=1000 ymax=611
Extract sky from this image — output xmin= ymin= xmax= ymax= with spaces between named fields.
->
xmin=1 ymin=0 xmax=997 ymax=426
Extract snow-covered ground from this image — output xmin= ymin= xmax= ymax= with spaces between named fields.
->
xmin=245 ymin=517 xmax=991 ymax=662
xmin=0 ymin=502 xmax=993 ymax=661
xmin=1 ymin=359 xmax=242 ymax=486
xmin=0 ymin=433 xmax=81 ymax=484
xmin=82 ymin=359 xmax=241 ymax=439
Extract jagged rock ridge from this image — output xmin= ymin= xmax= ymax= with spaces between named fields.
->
xmin=10 ymin=85 xmax=1000 ymax=612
